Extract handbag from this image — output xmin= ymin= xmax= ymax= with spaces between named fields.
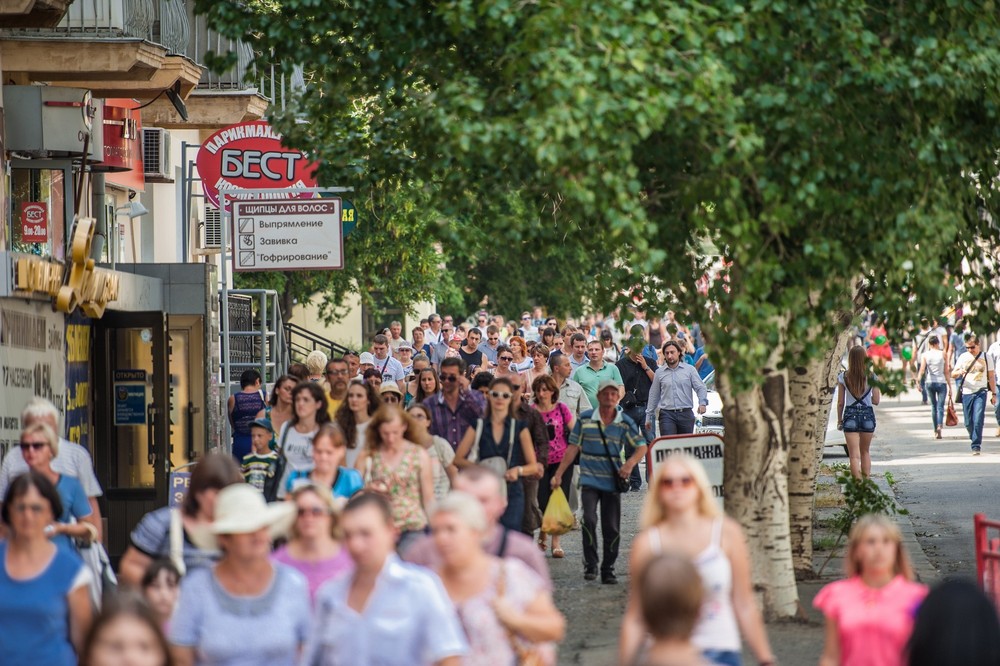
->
xmin=471 ymin=418 xmax=517 ymax=497
xmin=596 ymin=422 xmax=631 ymax=494
xmin=263 ymin=425 xmax=290 ymax=502
xmin=945 ymin=398 xmax=959 ymax=427
xmin=496 ymin=563 xmax=547 ymax=666
xmin=77 ymin=539 xmax=117 ymax=608
xmin=842 ymin=386 xmax=876 ymax=433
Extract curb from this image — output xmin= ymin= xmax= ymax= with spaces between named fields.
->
xmin=872 ymin=474 xmax=940 ymax=584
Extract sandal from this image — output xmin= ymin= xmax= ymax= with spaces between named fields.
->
xmin=552 ymin=548 xmax=565 ymax=559
xmin=537 ymin=535 xmax=547 ymax=552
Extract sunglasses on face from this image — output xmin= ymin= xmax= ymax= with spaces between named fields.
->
xmin=384 ymin=395 xmax=401 ymax=403
xmin=440 ymin=374 xmax=459 ymax=382
xmin=660 ymin=476 xmax=694 ymax=489
xmin=327 ymin=369 xmax=349 ymax=376
xmin=490 ymin=390 xmax=513 ymax=400
xmin=19 ymin=442 xmax=46 ymax=452
xmin=499 ymin=356 xmax=514 ymax=362
xmin=297 ymin=506 xmax=328 ymax=518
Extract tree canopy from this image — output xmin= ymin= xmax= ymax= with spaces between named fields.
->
xmin=199 ymin=0 xmax=1000 ymax=616
xmin=201 ymin=0 xmax=1000 ymax=385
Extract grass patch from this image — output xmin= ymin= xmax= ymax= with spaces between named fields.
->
xmin=815 ymin=494 xmax=844 ymax=509
xmin=813 ymin=535 xmax=840 ymax=551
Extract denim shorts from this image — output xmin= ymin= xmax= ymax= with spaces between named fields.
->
xmin=703 ymin=650 xmax=742 ymax=666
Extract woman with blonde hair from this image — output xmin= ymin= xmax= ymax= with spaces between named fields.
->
xmin=619 ymin=454 xmax=775 ymax=666
xmin=304 ymin=350 xmax=330 ymax=386
xmin=431 ymin=491 xmax=564 ymax=665
xmin=837 ymin=344 xmax=881 ymax=479
xmin=816 ymin=514 xmax=927 ymax=666
xmin=354 ymin=405 xmax=435 ymax=553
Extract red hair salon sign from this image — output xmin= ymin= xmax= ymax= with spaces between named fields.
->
xmin=196 ymin=121 xmax=319 ymax=210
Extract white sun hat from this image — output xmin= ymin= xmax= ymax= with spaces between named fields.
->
xmin=189 ymin=483 xmax=296 ymax=552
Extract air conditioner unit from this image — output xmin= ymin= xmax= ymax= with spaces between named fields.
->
xmin=193 ymin=204 xmax=222 ymax=255
xmin=142 ymin=128 xmax=171 ymax=180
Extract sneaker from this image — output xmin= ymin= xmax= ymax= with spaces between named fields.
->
xmin=973 ymin=449 xmax=982 ymax=456
xmin=584 ymin=569 xmax=598 ymax=581
xmin=601 ymin=573 xmax=618 ymax=585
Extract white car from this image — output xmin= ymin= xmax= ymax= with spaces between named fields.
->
xmin=694 ymin=371 xmax=725 ymax=435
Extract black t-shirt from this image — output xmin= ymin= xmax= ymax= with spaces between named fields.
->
xmin=459 ymin=347 xmax=485 ymax=370
xmin=616 ymin=355 xmax=656 ymax=406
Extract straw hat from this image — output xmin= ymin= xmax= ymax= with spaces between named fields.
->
xmin=189 ymin=483 xmax=296 ymax=552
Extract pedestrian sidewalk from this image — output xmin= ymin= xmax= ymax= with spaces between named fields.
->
xmin=557 ymin=395 xmax=937 ymax=666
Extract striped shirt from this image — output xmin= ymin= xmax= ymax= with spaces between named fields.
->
xmin=568 ymin=409 xmax=642 ymax=493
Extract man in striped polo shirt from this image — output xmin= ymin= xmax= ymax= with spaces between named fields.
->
xmin=551 ymin=379 xmax=646 ymax=584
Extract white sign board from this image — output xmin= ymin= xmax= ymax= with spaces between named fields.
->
xmin=232 ymin=199 xmax=344 ymax=272
xmin=0 ymin=300 xmax=66 ymax=461
xmin=646 ymin=434 xmax=725 ymax=508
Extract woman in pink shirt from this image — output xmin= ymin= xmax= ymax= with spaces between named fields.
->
xmin=815 ymin=514 xmax=928 ymax=666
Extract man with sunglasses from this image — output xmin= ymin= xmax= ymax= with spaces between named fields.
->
xmin=519 ymin=311 xmax=539 ymax=342
xmin=426 ymin=313 xmax=444 ymax=345
xmin=551 ymin=380 xmax=645 ymax=584
xmin=952 ymin=334 xmax=997 ymax=455
xmin=429 ymin=321 xmax=455 ymax=368
xmin=423 ymin=357 xmax=485 ymax=450
xmin=477 ymin=325 xmax=502 ymax=365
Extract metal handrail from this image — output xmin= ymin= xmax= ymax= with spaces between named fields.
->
xmin=284 ymin=321 xmax=351 ymax=361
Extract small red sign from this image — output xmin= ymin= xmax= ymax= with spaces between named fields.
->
xmin=196 ymin=121 xmax=319 ymax=210
xmin=21 ymin=202 xmax=48 ymax=243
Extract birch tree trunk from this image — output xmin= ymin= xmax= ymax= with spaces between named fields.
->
xmin=786 ymin=329 xmax=852 ymax=575
xmin=719 ymin=365 xmax=800 ymax=619
xmin=787 ymin=287 xmax=864 ymax=575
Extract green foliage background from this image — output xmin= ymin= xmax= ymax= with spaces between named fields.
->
xmin=204 ymin=0 xmax=1000 ymax=390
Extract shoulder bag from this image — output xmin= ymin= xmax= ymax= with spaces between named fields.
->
xmin=596 ymin=421 xmax=631 ymax=494
xmin=263 ymin=425 xmax=290 ymax=502
xmin=472 ymin=418 xmax=517 ymax=497
xmin=496 ymin=562 xmax=546 ymax=666
xmin=842 ymin=385 xmax=876 ymax=433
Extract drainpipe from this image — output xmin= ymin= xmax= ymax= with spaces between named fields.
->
xmin=91 ymin=173 xmax=107 ymax=262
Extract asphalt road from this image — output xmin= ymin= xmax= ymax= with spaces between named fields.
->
xmin=870 ymin=388 xmax=1000 ymax=578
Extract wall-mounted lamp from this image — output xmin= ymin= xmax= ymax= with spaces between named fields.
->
xmin=115 ymin=201 xmax=149 ymax=219
xmin=136 ymin=81 xmax=189 ymax=121
xmin=115 ymin=198 xmax=149 ymax=263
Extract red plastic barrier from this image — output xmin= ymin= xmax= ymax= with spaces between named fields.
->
xmin=974 ymin=513 xmax=1000 ymax=607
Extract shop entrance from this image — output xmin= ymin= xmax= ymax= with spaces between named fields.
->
xmin=93 ymin=312 xmax=170 ymax=561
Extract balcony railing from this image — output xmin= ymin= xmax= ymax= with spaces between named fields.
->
xmin=5 ymin=0 xmax=247 ymax=88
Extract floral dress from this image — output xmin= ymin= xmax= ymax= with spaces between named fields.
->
xmin=370 ymin=444 xmax=426 ymax=531
xmin=452 ymin=559 xmax=555 ymax=666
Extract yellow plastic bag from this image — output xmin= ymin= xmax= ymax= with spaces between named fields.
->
xmin=541 ymin=488 xmax=574 ymax=536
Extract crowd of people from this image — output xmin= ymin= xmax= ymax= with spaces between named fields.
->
xmin=3 ymin=307 xmax=1000 ymax=665
xmin=842 ymin=311 xmax=1000 ymax=462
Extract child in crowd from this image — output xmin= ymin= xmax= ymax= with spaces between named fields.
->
xmin=141 ymin=559 xmax=181 ymax=632
xmin=241 ymin=418 xmax=278 ymax=492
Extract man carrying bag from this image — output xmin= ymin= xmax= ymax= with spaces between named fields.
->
xmin=550 ymin=380 xmax=646 ymax=585
xmin=952 ymin=334 xmax=997 ymax=455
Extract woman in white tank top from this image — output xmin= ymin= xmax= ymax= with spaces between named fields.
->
xmin=619 ymin=454 xmax=775 ymax=666
xmin=917 ymin=335 xmax=950 ymax=439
